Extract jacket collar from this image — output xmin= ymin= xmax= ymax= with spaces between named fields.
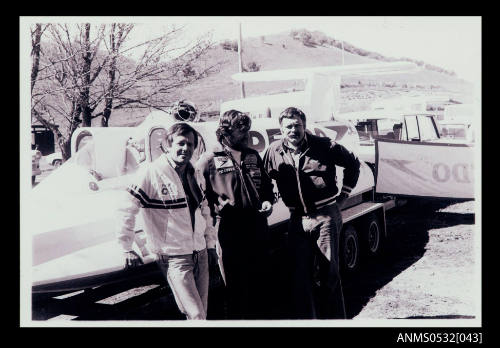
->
xmin=279 ymin=133 xmax=309 ymax=155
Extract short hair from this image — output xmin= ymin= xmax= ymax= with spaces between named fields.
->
xmin=164 ymin=122 xmax=199 ymax=149
xmin=279 ymin=107 xmax=307 ymax=125
xmin=216 ymin=109 xmax=252 ymax=143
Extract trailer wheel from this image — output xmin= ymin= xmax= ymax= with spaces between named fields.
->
xmin=341 ymin=224 xmax=360 ymax=273
xmin=363 ymin=213 xmax=384 ymax=256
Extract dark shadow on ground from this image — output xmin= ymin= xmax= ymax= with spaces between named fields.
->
xmin=394 ymin=315 xmax=475 ymax=319
xmin=32 ymin=263 xmax=226 ymax=321
xmin=342 ymin=198 xmax=474 ymax=319
xmin=32 ymin=274 xmax=173 ymax=320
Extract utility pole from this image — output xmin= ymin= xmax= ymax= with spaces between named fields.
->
xmin=341 ymin=40 xmax=345 ymax=65
xmin=238 ymin=22 xmax=246 ymax=98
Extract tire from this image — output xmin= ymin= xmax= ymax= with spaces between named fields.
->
xmin=52 ymin=159 xmax=62 ymax=167
xmin=340 ymin=224 xmax=360 ymax=273
xmin=32 ymin=176 xmax=36 ymax=185
xmin=363 ymin=213 xmax=384 ymax=257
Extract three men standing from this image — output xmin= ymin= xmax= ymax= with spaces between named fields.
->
xmin=263 ymin=107 xmax=361 ymax=319
xmin=115 ymin=105 xmax=360 ymax=320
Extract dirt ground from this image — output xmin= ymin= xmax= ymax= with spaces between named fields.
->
xmin=349 ymin=198 xmax=478 ymax=321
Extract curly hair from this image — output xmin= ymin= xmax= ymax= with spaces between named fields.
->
xmin=216 ymin=109 xmax=252 ymax=143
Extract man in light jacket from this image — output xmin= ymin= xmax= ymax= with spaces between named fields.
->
xmin=116 ymin=122 xmax=217 ymax=320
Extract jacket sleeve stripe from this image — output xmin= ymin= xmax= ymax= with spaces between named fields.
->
xmin=314 ymin=195 xmax=337 ymax=206
xmin=127 ymin=188 xmax=148 ymax=207
xmin=136 ymin=186 xmax=186 ymax=205
xmin=314 ymin=196 xmax=337 ymax=207
xmin=127 ymin=189 xmax=187 ymax=209
xmin=143 ymin=202 xmax=188 ymax=209
xmin=342 ymin=185 xmax=353 ymax=194
xmin=129 ymin=185 xmax=187 ymax=204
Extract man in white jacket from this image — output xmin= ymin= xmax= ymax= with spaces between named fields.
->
xmin=115 ymin=122 xmax=217 ymax=320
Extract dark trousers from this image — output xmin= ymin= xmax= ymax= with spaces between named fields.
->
xmin=288 ymin=203 xmax=346 ymax=319
xmin=218 ymin=208 xmax=269 ymax=319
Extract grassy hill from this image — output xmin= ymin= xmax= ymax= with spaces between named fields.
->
xmin=64 ymin=29 xmax=474 ymax=127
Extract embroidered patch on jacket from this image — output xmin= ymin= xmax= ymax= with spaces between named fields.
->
xmin=159 ymin=174 xmax=178 ymax=197
xmin=214 ymin=156 xmax=233 ymax=169
xmin=218 ymin=167 xmax=235 ymax=174
xmin=214 ymin=156 xmax=235 ymax=173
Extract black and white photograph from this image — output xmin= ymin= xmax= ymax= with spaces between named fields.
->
xmin=20 ymin=16 xmax=481 ymax=332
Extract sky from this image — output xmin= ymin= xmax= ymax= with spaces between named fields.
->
xmin=22 ymin=16 xmax=481 ymax=84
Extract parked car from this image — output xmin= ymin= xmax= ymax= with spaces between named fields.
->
xmin=44 ymin=151 xmax=62 ymax=167
xmin=32 ymin=149 xmax=42 ymax=184
xmin=439 ymin=121 xmax=475 ymax=143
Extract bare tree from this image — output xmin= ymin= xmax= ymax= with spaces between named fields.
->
xmin=31 ymin=23 xmax=68 ymax=156
xmin=31 ymin=22 xmax=219 ymax=160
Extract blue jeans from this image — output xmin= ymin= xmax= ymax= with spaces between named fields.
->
xmin=288 ymin=203 xmax=346 ymax=319
xmin=157 ymin=248 xmax=209 ymax=320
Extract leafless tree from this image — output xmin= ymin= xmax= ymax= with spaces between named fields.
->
xmin=31 ymin=22 xmax=219 ymax=160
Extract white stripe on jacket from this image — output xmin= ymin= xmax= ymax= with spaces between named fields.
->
xmin=115 ymin=154 xmax=217 ymax=256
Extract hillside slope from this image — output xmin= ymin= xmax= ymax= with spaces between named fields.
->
xmin=51 ymin=30 xmax=472 ymax=127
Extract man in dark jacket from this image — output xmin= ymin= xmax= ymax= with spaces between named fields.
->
xmin=263 ymin=107 xmax=360 ymax=319
xmin=195 ymin=109 xmax=275 ymax=319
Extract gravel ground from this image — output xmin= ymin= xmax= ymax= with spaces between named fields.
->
xmin=351 ymin=199 xmax=478 ymax=321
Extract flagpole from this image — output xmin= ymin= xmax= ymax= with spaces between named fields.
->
xmin=341 ymin=40 xmax=345 ymax=65
xmin=238 ymin=22 xmax=246 ymax=98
